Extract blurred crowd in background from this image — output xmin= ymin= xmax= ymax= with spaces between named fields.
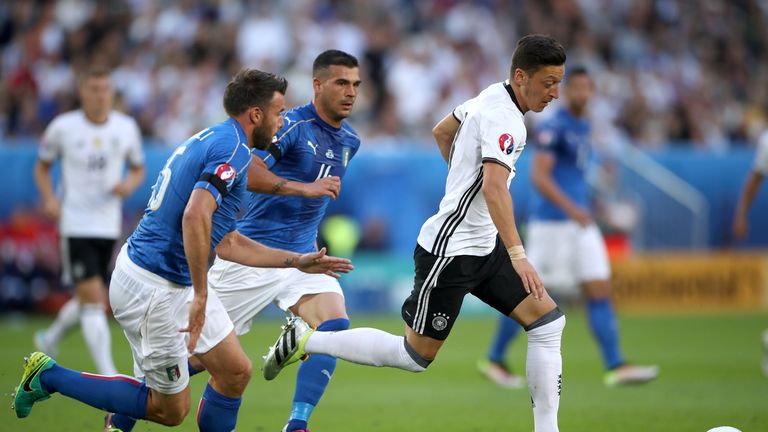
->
xmin=2 ymin=0 xmax=768 ymax=150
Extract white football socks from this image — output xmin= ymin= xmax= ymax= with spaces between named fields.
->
xmin=80 ymin=303 xmax=117 ymax=375
xmin=305 ymin=328 xmax=429 ymax=372
xmin=45 ymin=297 xmax=80 ymax=347
xmin=526 ymin=315 xmax=565 ymax=432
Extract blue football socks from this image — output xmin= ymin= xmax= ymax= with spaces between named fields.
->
xmin=40 ymin=365 xmax=148 ymax=420
xmin=286 ymin=318 xmax=350 ymax=432
xmin=487 ymin=315 xmax=521 ymax=363
xmin=197 ymin=383 xmax=242 ymax=432
xmin=587 ymin=298 xmax=624 ymax=369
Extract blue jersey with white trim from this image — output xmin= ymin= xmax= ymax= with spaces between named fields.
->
xmin=238 ymin=102 xmax=360 ymax=253
xmin=128 ymin=118 xmax=252 ymax=285
xmin=530 ymin=108 xmax=591 ymax=221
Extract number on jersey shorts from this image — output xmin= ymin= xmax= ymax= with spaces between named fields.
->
xmin=208 ymin=256 xmax=344 ymax=336
xmin=525 ymin=221 xmax=611 ymax=294
xmin=109 ymin=245 xmax=234 ymax=394
xmin=401 ymin=238 xmax=530 ymax=341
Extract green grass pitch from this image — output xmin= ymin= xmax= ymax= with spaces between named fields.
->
xmin=0 ymin=311 xmax=765 ymax=431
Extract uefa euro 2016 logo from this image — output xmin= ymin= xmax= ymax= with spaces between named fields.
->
xmin=498 ymin=133 xmax=515 ymax=155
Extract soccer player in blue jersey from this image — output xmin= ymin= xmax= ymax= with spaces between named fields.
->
xmin=478 ymin=67 xmax=659 ymax=388
xmin=204 ymin=49 xmax=361 ymax=432
xmin=13 ymin=69 xmax=353 ymax=432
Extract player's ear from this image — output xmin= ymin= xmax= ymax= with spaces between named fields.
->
xmin=250 ymin=106 xmax=263 ymax=125
xmin=312 ymin=77 xmax=322 ymax=94
xmin=513 ymin=68 xmax=527 ymax=86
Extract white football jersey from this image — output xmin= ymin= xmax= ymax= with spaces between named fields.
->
xmin=418 ymin=81 xmax=527 ymax=257
xmin=40 ymin=110 xmax=144 ymax=239
xmin=755 ymin=130 xmax=768 ymax=175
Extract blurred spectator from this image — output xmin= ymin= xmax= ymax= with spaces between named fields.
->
xmin=1 ymin=0 xmax=767 ymax=149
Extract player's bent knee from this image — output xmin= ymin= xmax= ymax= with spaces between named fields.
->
xmin=152 ymin=398 xmax=190 ymax=426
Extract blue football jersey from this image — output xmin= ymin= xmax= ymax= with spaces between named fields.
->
xmin=128 ymin=118 xmax=252 ymax=285
xmin=238 ymin=102 xmax=360 ymax=253
xmin=529 ymin=108 xmax=591 ymax=221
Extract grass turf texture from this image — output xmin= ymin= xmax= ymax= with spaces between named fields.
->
xmin=0 ymin=311 xmax=765 ymax=431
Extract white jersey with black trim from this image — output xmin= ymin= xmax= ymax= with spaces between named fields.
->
xmin=39 ymin=110 xmax=144 ymax=239
xmin=417 ymin=81 xmax=527 ymax=257
xmin=755 ymin=130 xmax=768 ymax=175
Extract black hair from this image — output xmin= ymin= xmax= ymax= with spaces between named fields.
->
xmin=312 ymin=50 xmax=359 ymax=77
xmin=510 ymin=35 xmax=567 ymax=77
xmin=223 ymin=68 xmax=288 ymax=116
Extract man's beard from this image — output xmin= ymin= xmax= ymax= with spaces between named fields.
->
xmin=251 ymin=124 xmax=273 ymax=150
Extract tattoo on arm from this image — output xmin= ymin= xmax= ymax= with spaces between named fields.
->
xmin=272 ymin=179 xmax=287 ymax=194
xmin=284 ymin=255 xmax=297 ymax=267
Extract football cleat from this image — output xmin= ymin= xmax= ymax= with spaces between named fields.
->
xmin=262 ymin=316 xmax=313 ymax=380
xmin=104 ymin=413 xmax=124 ymax=432
xmin=12 ymin=352 xmax=56 ymax=418
xmin=282 ymin=425 xmax=311 ymax=432
xmin=33 ymin=330 xmax=59 ymax=359
xmin=477 ymin=359 xmax=525 ymax=389
xmin=604 ymin=364 xmax=659 ymax=387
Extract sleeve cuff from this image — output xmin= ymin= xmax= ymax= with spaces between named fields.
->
xmin=482 ymin=157 xmax=511 ymax=172
xmin=194 ymin=181 xmax=222 ymax=205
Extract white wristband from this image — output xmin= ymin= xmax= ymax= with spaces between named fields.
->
xmin=507 ymin=245 xmax=526 ymax=261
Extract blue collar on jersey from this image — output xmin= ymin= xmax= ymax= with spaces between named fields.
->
xmin=226 ymin=117 xmax=248 ymax=144
xmin=307 ymin=102 xmax=343 ymax=132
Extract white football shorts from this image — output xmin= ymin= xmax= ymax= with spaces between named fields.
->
xmin=208 ymin=256 xmax=343 ymax=336
xmin=109 ymin=245 xmax=234 ymax=394
xmin=526 ymin=221 xmax=611 ymax=294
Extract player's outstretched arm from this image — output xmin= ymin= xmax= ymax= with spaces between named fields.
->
xmin=246 ymin=155 xmax=340 ymax=199
xmin=215 ymin=231 xmax=353 ymax=278
xmin=733 ymin=171 xmax=765 ymax=241
xmin=531 ymin=151 xmax=592 ymax=226
xmin=432 ymin=113 xmax=461 ymax=164
xmin=482 ymin=161 xmax=545 ymax=301
xmin=181 ymin=189 xmax=217 ymax=353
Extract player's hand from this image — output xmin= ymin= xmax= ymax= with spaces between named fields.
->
xmin=42 ymin=197 xmax=60 ymax=221
xmin=112 ymin=182 xmax=132 ymax=198
xmin=511 ymin=257 xmax=546 ymax=301
xmin=569 ymin=207 xmax=594 ymax=227
xmin=180 ymin=293 xmax=207 ymax=353
xmin=295 ymin=247 xmax=354 ymax=278
xmin=733 ymin=214 xmax=748 ymax=241
xmin=302 ymin=176 xmax=341 ymax=199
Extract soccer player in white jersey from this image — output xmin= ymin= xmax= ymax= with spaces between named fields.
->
xmin=33 ymin=67 xmax=145 ymax=375
xmin=479 ymin=67 xmax=658 ymax=388
xmin=263 ymin=35 xmax=567 ymax=432
xmin=732 ymin=128 xmax=768 ymax=376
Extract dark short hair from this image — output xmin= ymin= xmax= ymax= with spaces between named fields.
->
xmin=78 ymin=65 xmax=111 ymax=86
xmin=510 ymin=35 xmax=566 ymax=77
xmin=312 ymin=50 xmax=359 ymax=77
xmin=223 ymin=68 xmax=288 ymax=116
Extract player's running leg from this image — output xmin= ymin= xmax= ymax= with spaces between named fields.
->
xmin=194 ymin=330 xmax=252 ymax=432
xmin=585 ymin=280 xmax=659 ymax=386
xmin=11 ymin=351 xmax=190 ymax=426
xmin=284 ymin=292 xmax=349 ymax=432
xmin=34 ymin=297 xmax=79 ymax=357
xmin=78 ymin=275 xmax=117 ymax=375
xmin=478 ymin=315 xmax=524 ymax=388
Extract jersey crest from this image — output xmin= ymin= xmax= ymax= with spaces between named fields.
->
xmin=215 ymin=163 xmax=237 ymax=188
xmin=498 ymin=133 xmax=515 ymax=154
